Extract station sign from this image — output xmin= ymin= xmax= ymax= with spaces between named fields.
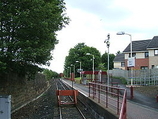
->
xmin=127 ymin=57 xmax=135 ymax=67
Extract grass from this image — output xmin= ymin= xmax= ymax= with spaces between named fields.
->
xmin=74 ymin=77 xmax=81 ymax=84
xmin=134 ymin=85 xmax=158 ymax=98
xmin=74 ymin=76 xmax=128 ymax=84
xmin=112 ymin=76 xmax=127 ymax=84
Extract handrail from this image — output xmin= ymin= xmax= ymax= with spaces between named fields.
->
xmin=119 ymin=90 xmax=127 ymax=119
xmin=89 ymin=82 xmax=127 ymax=119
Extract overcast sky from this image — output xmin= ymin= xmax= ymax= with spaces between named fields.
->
xmin=46 ymin=0 xmax=158 ymax=73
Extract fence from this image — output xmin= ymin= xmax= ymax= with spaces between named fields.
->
xmin=110 ymin=69 xmax=158 ymax=85
xmin=88 ymin=82 xmax=127 ymax=119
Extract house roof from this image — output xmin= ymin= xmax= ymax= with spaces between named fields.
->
xmin=147 ymin=36 xmax=158 ymax=49
xmin=113 ymin=53 xmax=124 ymax=62
xmin=123 ymin=39 xmax=151 ymax=53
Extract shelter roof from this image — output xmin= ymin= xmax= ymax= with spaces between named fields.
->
xmin=81 ymin=71 xmax=107 ymax=75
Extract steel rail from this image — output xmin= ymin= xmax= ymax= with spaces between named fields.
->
xmin=56 ymin=79 xmax=87 ymax=119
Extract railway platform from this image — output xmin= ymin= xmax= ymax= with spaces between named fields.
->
xmin=62 ymin=78 xmax=158 ymax=119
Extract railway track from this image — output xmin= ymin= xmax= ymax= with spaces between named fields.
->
xmin=54 ymin=79 xmax=92 ymax=119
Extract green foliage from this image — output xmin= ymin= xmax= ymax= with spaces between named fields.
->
xmin=43 ymin=69 xmax=59 ymax=80
xmin=0 ymin=61 xmax=7 ymax=73
xmin=0 ymin=0 xmax=69 ymax=79
xmin=101 ymin=52 xmax=115 ymax=70
xmin=116 ymin=51 xmax=121 ymax=55
xmin=74 ymin=77 xmax=81 ymax=84
xmin=98 ymin=63 xmax=106 ymax=71
xmin=112 ymin=76 xmax=127 ymax=84
xmin=64 ymin=43 xmax=101 ymax=77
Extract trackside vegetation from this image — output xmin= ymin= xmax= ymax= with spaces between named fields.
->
xmin=0 ymin=0 xmax=69 ymax=81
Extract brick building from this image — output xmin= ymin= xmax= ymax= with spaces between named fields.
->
xmin=114 ymin=36 xmax=158 ymax=70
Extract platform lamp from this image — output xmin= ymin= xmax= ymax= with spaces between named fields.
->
xmin=116 ymin=31 xmax=133 ymax=85
xmin=76 ymin=61 xmax=82 ymax=80
xmin=71 ymin=64 xmax=75 ymax=78
xmin=86 ymin=53 xmax=95 ymax=81
xmin=65 ymin=67 xmax=68 ymax=78
xmin=68 ymin=66 xmax=71 ymax=79
xmin=116 ymin=31 xmax=134 ymax=99
xmin=71 ymin=64 xmax=75 ymax=89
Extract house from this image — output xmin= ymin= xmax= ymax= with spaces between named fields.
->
xmin=113 ymin=53 xmax=125 ymax=69
xmin=113 ymin=36 xmax=158 ymax=70
xmin=147 ymin=36 xmax=158 ymax=69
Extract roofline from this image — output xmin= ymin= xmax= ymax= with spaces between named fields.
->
xmin=147 ymin=48 xmax=158 ymax=50
xmin=123 ymin=50 xmax=148 ymax=53
xmin=113 ymin=61 xmax=125 ymax=62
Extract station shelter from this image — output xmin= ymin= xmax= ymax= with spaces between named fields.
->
xmin=81 ymin=71 xmax=107 ymax=84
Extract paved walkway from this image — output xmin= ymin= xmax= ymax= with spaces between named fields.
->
xmin=119 ymin=84 xmax=158 ymax=109
xmin=62 ymin=79 xmax=158 ymax=119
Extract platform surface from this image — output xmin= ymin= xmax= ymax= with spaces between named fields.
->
xmin=62 ymin=79 xmax=158 ymax=119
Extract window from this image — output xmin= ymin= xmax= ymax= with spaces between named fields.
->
xmin=141 ymin=66 xmax=148 ymax=69
xmin=154 ymin=49 xmax=158 ymax=56
xmin=129 ymin=53 xmax=136 ymax=57
xmin=145 ymin=52 xmax=149 ymax=58
xmin=121 ymin=62 xmax=125 ymax=67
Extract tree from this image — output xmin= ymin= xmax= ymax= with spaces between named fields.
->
xmin=43 ymin=69 xmax=59 ymax=80
xmin=98 ymin=63 xmax=106 ymax=71
xmin=64 ymin=43 xmax=101 ymax=77
xmin=101 ymin=52 xmax=115 ymax=70
xmin=0 ymin=0 xmax=69 ymax=80
xmin=116 ymin=51 xmax=121 ymax=55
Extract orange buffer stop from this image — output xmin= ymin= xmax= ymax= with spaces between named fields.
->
xmin=56 ymin=90 xmax=78 ymax=105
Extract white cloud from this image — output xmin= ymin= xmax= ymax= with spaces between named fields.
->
xmin=47 ymin=0 xmax=158 ymax=73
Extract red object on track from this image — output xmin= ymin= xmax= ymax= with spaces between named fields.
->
xmin=56 ymin=90 xmax=78 ymax=105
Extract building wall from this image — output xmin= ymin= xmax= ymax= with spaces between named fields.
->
xmin=114 ymin=62 xmax=120 ymax=68
xmin=135 ymin=58 xmax=149 ymax=69
xmin=124 ymin=54 xmax=129 ymax=59
xmin=125 ymin=58 xmax=149 ymax=70
xmin=148 ymin=49 xmax=158 ymax=68
xmin=149 ymin=56 xmax=158 ymax=69
xmin=125 ymin=52 xmax=145 ymax=59
xmin=124 ymin=52 xmax=149 ymax=70
xmin=136 ymin=52 xmax=145 ymax=58
xmin=148 ymin=49 xmax=154 ymax=56
xmin=113 ymin=62 xmax=125 ymax=70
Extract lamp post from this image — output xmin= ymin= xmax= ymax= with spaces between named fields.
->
xmin=76 ymin=61 xmax=82 ymax=80
xmin=104 ymin=33 xmax=110 ymax=86
xmin=116 ymin=31 xmax=133 ymax=85
xmin=71 ymin=64 xmax=75 ymax=89
xmin=65 ymin=68 xmax=68 ymax=78
xmin=68 ymin=66 xmax=71 ymax=79
xmin=71 ymin=64 xmax=75 ymax=78
xmin=117 ymin=32 xmax=132 ymax=61
xmin=117 ymin=31 xmax=134 ymax=99
xmin=86 ymin=53 xmax=95 ymax=81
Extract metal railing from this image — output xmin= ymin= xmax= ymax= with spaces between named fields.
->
xmin=119 ymin=90 xmax=127 ymax=119
xmin=110 ymin=69 xmax=158 ymax=86
xmin=88 ymin=82 xmax=127 ymax=119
